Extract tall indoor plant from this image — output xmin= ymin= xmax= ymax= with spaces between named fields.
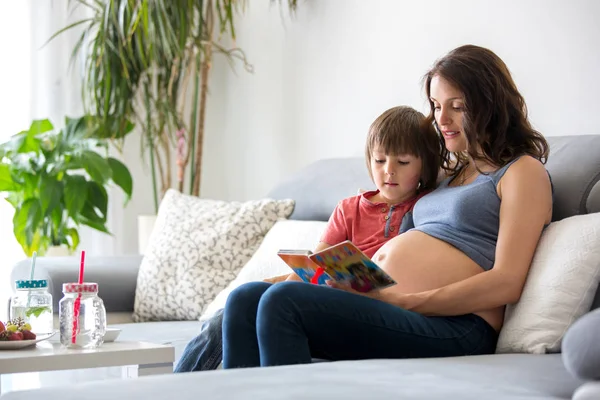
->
xmin=55 ymin=0 xmax=297 ymax=212
xmin=0 ymin=117 xmax=133 ymax=256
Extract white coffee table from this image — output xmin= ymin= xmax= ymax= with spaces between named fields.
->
xmin=0 ymin=340 xmax=174 ymax=394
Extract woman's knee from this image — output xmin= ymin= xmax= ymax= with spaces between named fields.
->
xmin=256 ymin=281 xmax=307 ymax=321
xmin=226 ymin=281 xmax=271 ymax=307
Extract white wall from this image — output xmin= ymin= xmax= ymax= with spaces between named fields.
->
xmin=100 ymin=0 xmax=600 ymax=254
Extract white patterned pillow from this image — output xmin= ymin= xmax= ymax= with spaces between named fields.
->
xmin=496 ymin=212 xmax=600 ymax=354
xmin=132 ymin=190 xmax=294 ymax=322
xmin=200 ymin=220 xmax=328 ymax=321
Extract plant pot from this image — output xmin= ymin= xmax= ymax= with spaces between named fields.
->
xmin=138 ymin=215 xmax=157 ymax=255
xmin=45 ymin=245 xmax=71 ymax=257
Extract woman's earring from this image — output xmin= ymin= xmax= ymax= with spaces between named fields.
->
xmin=417 ymin=181 xmax=422 ymax=190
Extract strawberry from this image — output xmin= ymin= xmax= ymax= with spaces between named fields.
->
xmin=21 ymin=330 xmax=36 ymax=340
xmin=8 ymin=332 xmax=24 ymax=341
xmin=0 ymin=321 xmax=5 ymax=334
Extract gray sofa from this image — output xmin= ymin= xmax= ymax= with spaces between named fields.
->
xmin=4 ymin=134 xmax=600 ymax=399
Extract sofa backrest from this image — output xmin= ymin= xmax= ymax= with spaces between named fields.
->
xmin=268 ymin=134 xmax=600 ymax=310
xmin=269 ymin=134 xmax=600 ymax=223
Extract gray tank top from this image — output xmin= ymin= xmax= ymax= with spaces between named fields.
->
xmin=411 ymin=158 xmax=521 ymax=271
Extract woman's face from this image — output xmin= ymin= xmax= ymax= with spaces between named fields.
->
xmin=429 ymin=75 xmax=468 ymax=153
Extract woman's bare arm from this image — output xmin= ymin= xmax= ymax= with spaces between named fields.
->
xmin=380 ymin=156 xmax=553 ymax=315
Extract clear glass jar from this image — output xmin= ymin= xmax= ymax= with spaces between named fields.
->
xmin=58 ymin=283 xmax=106 ymax=349
xmin=10 ymin=280 xmax=54 ymax=335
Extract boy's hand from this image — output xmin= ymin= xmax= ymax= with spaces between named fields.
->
xmin=285 ymin=273 xmax=303 ymax=282
xmin=263 ymin=273 xmax=292 ymax=284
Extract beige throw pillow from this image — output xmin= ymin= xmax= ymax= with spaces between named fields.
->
xmin=132 ymin=189 xmax=294 ymax=322
xmin=496 ymin=212 xmax=600 ymax=354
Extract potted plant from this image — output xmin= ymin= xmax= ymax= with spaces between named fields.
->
xmin=54 ymin=0 xmax=298 ymax=209
xmin=53 ymin=1 xmax=297 ymax=253
xmin=0 ymin=116 xmax=133 ymax=256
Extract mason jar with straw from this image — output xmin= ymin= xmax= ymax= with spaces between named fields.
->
xmin=58 ymin=251 xmax=107 ymax=349
xmin=10 ymin=251 xmax=54 ymax=335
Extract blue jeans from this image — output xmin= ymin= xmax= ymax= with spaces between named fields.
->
xmin=222 ymin=281 xmax=498 ymax=368
xmin=174 ymin=309 xmax=224 ymax=372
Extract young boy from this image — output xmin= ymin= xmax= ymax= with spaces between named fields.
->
xmin=175 ymin=106 xmax=442 ymax=372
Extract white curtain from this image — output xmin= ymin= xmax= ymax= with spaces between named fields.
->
xmin=0 ymin=1 xmax=32 ymax=320
xmin=0 ymin=1 xmax=121 ymax=319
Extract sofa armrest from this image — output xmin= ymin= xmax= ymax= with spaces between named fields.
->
xmin=9 ymin=255 xmax=143 ymax=314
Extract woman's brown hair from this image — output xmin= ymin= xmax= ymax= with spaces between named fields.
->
xmin=423 ymin=45 xmax=549 ymax=174
xmin=365 ymin=106 xmax=442 ymax=191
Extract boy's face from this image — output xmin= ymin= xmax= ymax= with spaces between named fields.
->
xmin=429 ymin=75 xmax=468 ymax=154
xmin=370 ymin=147 xmax=422 ymax=204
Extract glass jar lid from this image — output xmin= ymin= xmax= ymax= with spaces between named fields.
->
xmin=15 ymin=279 xmax=48 ymax=289
xmin=62 ymin=283 xmax=98 ymax=294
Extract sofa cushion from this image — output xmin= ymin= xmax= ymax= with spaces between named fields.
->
xmin=266 ymin=136 xmax=600 ymax=223
xmin=133 ymin=189 xmax=294 ymax=322
xmin=562 ymin=308 xmax=600 ymax=380
xmin=573 ymin=382 xmax=600 ymax=400
xmin=0 ymin=354 xmax=582 ymax=400
xmin=497 ymin=212 xmax=600 ymax=354
xmin=200 ymin=219 xmax=328 ymax=320
xmin=112 ymin=320 xmax=201 ymax=362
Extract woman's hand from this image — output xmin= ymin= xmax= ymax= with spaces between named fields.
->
xmin=325 ymin=280 xmax=383 ymax=301
xmin=326 ymin=281 xmax=423 ymax=311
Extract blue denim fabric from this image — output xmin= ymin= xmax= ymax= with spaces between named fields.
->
xmin=174 ymin=308 xmax=224 ymax=372
xmin=222 ymin=281 xmax=498 ymax=369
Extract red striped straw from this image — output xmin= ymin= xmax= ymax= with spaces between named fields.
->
xmin=72 ymin=251 xmax=86 ymax=344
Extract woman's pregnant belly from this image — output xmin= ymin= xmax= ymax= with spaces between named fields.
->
xmin=373 ymin=230 xmax=504 ymax=331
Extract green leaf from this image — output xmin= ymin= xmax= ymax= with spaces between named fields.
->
xmin=62 ymin=116 xmax=89 ymax=142
xmin=17 ymin=133 xmax=41 ymax=155
xmin=39 ymin=178 xmax=63 ymax=216
xmin=0 ymin=164 xmax=16 ymax=191
xmin=65 ymin=227 xmax=80 ymax=250
xmin=64 ymin=175 xmax=88 ymax=220
xmin=28 ymin=231 xmax=49 ymax=257
xmin=29 ymin=120 xmax=54 ymax=135
xmin=5 ymin=193 xmax=21 ymax=208
xmin=9 ymin=153 xmax=39 ymax=175
xmin=22 ymin=174 xmax=39 ymax=198
xmin=50 ymin=206 xmax=64 ymax=242
xmin=25 ymin=306 xmax=52 ymax=318
xmin=44 ymin=18 xmax=96 ymax=48
xmin=13 ymin=198 xmax=43 ymax=253
xmin=107 ymin=157 xmax=132 ymax=201
xmin=79 ymin=215 xmax=111 ymax=234
xmin=80 ymin=150 xmax=112 ymax=184
xmin=12 ymin=119 xmax=53 ymax=155
xmin=86 ymin=181 xmax=108 ymax=220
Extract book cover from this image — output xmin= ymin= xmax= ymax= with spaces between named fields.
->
xmin=276 ymin=250 xmax=331 ymax=285
xmin=277 ymin=241 xmax=396 ymax=292
xmin=309 ymin=241 xmax=396 ymax=292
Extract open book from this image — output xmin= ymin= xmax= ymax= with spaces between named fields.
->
xmin=277 ymin=240 xmax=396 ymax=293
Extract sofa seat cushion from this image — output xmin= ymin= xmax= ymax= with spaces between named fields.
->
xmin=111 ymin=321 xmax=201 ymax=362
xmin=0 ymin=354 xmax=582 ymax=400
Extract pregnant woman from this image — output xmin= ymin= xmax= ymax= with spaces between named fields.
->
xmin=221 ymin=44 xmax=553 ymax=368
